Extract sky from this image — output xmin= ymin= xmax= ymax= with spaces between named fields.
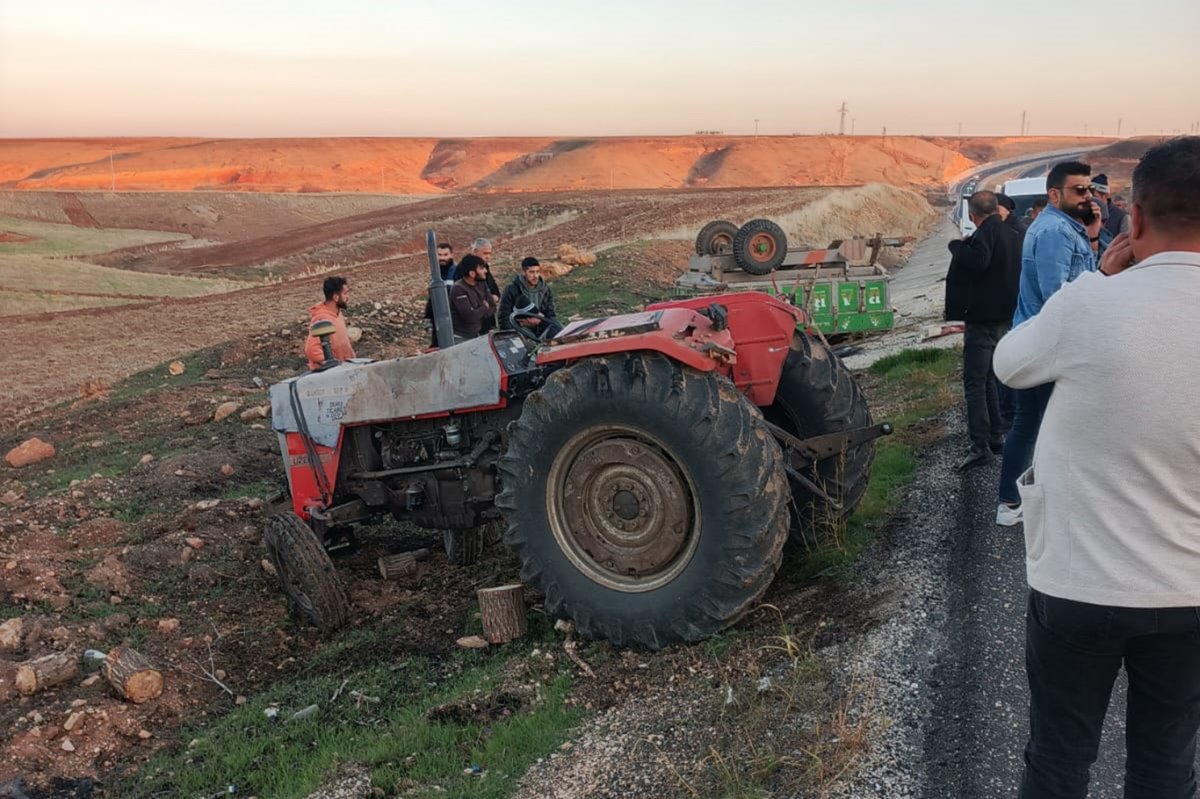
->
xmin=1 ymin=0 xmax=1198 ymax=138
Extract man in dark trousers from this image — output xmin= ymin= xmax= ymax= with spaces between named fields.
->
xmin=448 ymin=254 xmax=497 ymax=340
xmin=945 ymin=190 xmax=1022 ymax=470
xmin=498 ymin=257 xmax=561 ymax=339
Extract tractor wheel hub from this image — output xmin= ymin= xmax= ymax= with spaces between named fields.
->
xmin=550 ymin=432 xmax=697 ymax=590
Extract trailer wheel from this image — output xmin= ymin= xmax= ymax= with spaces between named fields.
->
xmin=734 ymin=219 xmax=788 ymax=275
xmin=264 ymin=513 xmax=350 ymax=632
xmin=695 ymin=220 xmax=739 ymax=256
xmin=443 ymin=527 xmax=485 ymax=566
xmin=763 ymin=333 xmax=875 ymax=548
xmin=497 ymin=353 xmax=788 ymax=649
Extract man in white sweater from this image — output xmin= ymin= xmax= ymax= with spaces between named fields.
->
xmin=993 ymin=136 xmax=1200 ymax=798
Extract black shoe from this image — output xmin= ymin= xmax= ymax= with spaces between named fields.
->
xmin=958 ymin=448 xmax=996 ymax=471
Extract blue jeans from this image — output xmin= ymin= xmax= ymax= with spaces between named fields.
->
xmin=998 ymin=383 xmax=1053 ymax=505
xmin=1020 ymin=589 xmax=1200 ymax=798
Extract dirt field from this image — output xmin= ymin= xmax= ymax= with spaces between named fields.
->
xmin=0 ymin=135 xmax=1110 ymax=194
xmin=0 ymin=184 xmax=937 ymax=429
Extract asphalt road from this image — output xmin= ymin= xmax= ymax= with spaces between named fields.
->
xmin=828 ymin=191 xmax=1200 ymax=796
xmin=829 ymin=420 xmax=1144 ymax=798
xmin=919 ymin=456 xmax=1135 ymax=797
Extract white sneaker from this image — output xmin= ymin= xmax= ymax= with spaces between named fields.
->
xmin=996 ymin=503 xmax=1023 ymax=526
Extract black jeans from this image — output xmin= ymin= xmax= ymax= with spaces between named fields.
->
xmin=963 ymin=321 xmax=1009 ymax=451
xmin=1021 ymin=589 xmax=1200 ymax=798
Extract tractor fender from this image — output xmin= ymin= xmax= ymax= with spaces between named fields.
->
xmin=647 ymin=292 xmax=805 ymax=407
xmin=535 ymin=307 xmax=734 ymax=375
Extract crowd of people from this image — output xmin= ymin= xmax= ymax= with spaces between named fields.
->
xmin=946 ymin=136 xmax=1200 ymax=796
xmin=304 ymin=236 xmax=562 ymax=367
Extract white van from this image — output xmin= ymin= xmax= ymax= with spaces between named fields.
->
xmin=959 ymin=176 xmax=1047 ymax=236
xmin=1001 ymin=177 xmax=1049 ymax=225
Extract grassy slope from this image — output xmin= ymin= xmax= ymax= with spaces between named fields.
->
xmin=0 ymin=214 xmax=242 ymax=316
xmin=801 ymin=347 xmax=961 ymax=577
xmin=0 ymin=254 xmax=240 ymax=297
xmin=0 ymin=214 xmax=189 ymax=256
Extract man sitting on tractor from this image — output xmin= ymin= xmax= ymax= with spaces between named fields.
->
xmin=304 ymin=276 xmax=356 ymax=370
xmin=498 ymin=257 xmax=561 ymax=339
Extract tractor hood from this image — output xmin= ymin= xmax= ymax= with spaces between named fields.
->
xmin=270 ymin=335 xmax=503 ymax=448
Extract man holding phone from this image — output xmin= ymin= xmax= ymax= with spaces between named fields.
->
xmin=995 ymin=161 xmax=1104 ymax=526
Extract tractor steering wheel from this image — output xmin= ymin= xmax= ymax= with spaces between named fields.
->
xmin=510 ymin=309 xmax=556 ymax=345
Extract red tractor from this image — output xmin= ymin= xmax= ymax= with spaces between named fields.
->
xmin=265 ymin=233 xmax=887 ymax=648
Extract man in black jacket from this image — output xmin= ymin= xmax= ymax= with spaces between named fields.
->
xmin=945 ymin=191 xmax=1023 ymax=470
xmin=498 ymin=257 xmax=561 ymax=339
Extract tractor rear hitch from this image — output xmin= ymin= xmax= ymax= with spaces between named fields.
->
xmin=765 ymin=420 xmax=893 ymax=509
xmin=766 ymin=421 xmax=892 ymax=464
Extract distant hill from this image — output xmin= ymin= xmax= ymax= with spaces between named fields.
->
xmin=0 ymin=135 xmax=1110 ymax=195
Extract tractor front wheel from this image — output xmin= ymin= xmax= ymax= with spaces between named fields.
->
xmin=264 ymin=512 xmax=350 ymax=633
xmin=764 ymin=333 xmax=875 ymax=548
xmin=497 ymin=353 xmax=789 ymax=649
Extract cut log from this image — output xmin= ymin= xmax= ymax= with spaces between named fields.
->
xmin=15 ymin=651 xmax=79 ymax=695
xmin=377 ymin=548 xmax=430 ymax=581
xmin=477 ymin=584 xmax=527 ymax=644
xmin=103 ymin=646 xmax=163 ymax=704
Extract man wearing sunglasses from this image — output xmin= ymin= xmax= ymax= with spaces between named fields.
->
xmin=995 ymin=161 xmax=1104 ymax=527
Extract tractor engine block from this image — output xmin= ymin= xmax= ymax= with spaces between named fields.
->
xmin=340 ymin=409 xmax=518 ymax=532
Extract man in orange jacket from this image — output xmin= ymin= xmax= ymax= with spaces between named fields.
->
xmin=304 ymin=276 xmax=356 ymax=370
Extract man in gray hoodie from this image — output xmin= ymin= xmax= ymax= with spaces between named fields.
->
xmin=498 ymin=257 xmax=561 ymax=339
xmin=994 ymin=136 xmax=1200 ymax=798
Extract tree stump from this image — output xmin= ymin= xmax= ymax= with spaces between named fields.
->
xmin=103 ymin=646 xmax=163 ymax=704
xmin=377 ymin=548 xmax=431 ymax=581
xmin=477 ymin=584 xmax=526 ymax=644
xmin=15 ymin=651 xmax=78 ymax=695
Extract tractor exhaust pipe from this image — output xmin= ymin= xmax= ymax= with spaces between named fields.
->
xmin=427 ymin=229 xmax=454 ymax=350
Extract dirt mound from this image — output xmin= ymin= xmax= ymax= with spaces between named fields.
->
xmin=771 ymin=183 xmax=939 ymax=246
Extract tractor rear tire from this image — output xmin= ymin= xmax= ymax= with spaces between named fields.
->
xmin=733 ymin=219 xmax=788 ymax=275
xmin=695 ymin=220 xmax=739 ymax=256
xmin=764 ymin=333 xmax=874 ymax=548
xmin=264 ymin=513 xmax=350 ymax=633
xmin=443 ymin=527 xmax=485 ymax=566
xmin=497 ymin=353 xmax=789 ymax=650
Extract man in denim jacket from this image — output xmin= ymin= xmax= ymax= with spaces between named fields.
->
xmin=995 ymin=161 xmax=1105 ymax=526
